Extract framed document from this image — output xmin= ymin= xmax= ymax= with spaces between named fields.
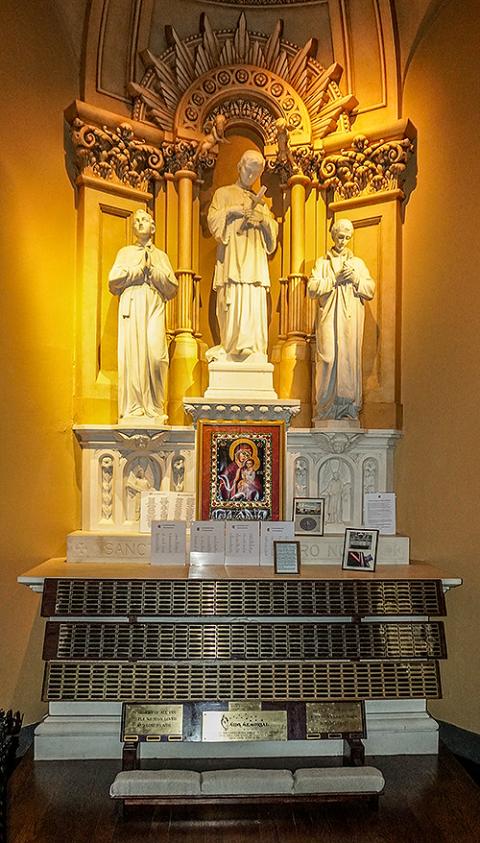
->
xmin=196 ymin=419 xmax=285 ymax=521
xmin=274 ymin=540 xmax=301 ymax=574
xmin=293 ymin=497 xmax=325 ymax=536
xmin=342 ymin=528 xmax=379 ymax=571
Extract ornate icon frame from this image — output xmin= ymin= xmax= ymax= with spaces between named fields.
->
xmin=196 ymin=419 xmax=285 ymax=521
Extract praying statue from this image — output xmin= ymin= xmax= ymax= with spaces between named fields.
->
xmin=206 ymin=149 xmax=278 ymax=362
xmin=308 ymin=219 xmax=375 ymax=420
xmin=109 ymin=209 xmax=178 ymax=423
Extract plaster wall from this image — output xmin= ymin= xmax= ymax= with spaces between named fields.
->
xmin=0 ymin=1 xmax=79 ymax=722
xmin=397 ymin=0 xmax=480 ymax=734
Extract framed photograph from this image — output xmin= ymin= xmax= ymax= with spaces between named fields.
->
xmin=293 ymin=497 xmax=325 ymax=536
xmin=274 ymin=540 xmax=301 ymax=574
xmin=196 ymin=420 xmax=285 ymax=521
xmin=342 ymin=528 xmax=379 ymax=571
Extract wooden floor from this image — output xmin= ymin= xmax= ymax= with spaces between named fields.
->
xmin=6 ymin=749 xmax=480 ymax=842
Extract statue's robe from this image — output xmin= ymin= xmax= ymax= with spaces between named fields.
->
xmin=207 ymin=182 xmax=278 ymax=359
xmin=109 ymin=242 xmax=177 ymax=420
xmin=308 ymin=248 xmax=375 ymax=419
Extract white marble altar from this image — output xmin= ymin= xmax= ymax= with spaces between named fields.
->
xmin=71 ymin=422 xmax=401 ymax=562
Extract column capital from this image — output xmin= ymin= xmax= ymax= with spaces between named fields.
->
xmin=287 ymin=173 xmax=311 ymax=189
xmin=174 ymin=169 xmax=198 ymax=183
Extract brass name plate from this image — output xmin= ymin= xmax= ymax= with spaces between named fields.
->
xmin=228 ymin=701 xmax=262 ymax=712
xmin=306 ymin=702 xmax=365 ymax=738
xmin=202 ymin=710 xmax=287 ymax=742
xmin=122 ymin=704 xmax=183 ymax=741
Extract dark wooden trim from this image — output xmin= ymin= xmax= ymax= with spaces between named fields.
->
xmin=117 ymin=790 xmax=384 ymax=809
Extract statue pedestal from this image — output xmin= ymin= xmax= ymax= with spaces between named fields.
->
xmin=313 ymin=418 xmax=361 ymax=430
xmin=204 ymin=359 xmax=278 ymax=401
xmin=184 ymin=397 xmax=300 ymax=427
xmin=118 ymin=414 xmax=168 ymax=428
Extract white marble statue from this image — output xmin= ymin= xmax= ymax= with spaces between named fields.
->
xmin=108 ymin=209 xmax=178 ymax=423
xmin=206 ymin=149 xmax=278 ymax=362
xmin=308 ymin=219 xmax=375 ymax=420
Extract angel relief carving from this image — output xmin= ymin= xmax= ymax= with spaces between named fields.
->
xmin=319 ymin=458 xmax=352 ymax=525
xmin=124 ymin=458 xmax=158 ymax=522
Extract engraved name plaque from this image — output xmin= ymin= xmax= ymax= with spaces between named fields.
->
xmin=122 ymin=703 xmax=183 ymax=742
xmin=228 ymin=701 xmax=262 ymax=711
xmin=306 ymin=702 xmax=365 ymax=739
xmin=202 ymin=709 xmax=287 ymax=742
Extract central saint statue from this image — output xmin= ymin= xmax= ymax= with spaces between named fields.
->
xmin=206 ymin=149 xmax=278 ymax=362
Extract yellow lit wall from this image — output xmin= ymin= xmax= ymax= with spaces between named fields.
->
xmin=0 ymin=1 xmax=79 ymax=722
xmin=397 ymin=0 xmax=480 ymax=733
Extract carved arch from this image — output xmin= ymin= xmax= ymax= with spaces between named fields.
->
xmin=129 ymin=13 xmax=357 ymax=144
xmin=174 ymin=65 xmax=312 ymax=145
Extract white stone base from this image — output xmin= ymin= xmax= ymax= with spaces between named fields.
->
xmin=204 ymin=359 xmax=278 ymax=400
xmin=34 ymin=700 xmax=438 ymax=760
xmin=66 ymin=530 xmax=409 ymax=565
xmin=118 ymin=414 xmax=167 ymax=427
xmin=67 ymin=531 xmax=152 ymax=563
xmin=299 ymin=534 xmax=409 ymax=565
xmin=313 ymin=418 xmax=361 ymax=430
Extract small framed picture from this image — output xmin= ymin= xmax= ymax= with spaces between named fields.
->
xmin=342 ymin=529 xmax=379 ymax=571
xmin=292 ymin=497 xmax=325 ymax=537
xmin=274 ymin=540 xmax=301 ymax=575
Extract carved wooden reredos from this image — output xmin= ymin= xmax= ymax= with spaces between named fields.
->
xmin=68 ymin=8 xmax=415 ymax=430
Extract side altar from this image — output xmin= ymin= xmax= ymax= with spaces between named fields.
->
xmin=18 ymin=12 xmax=463 ymax=766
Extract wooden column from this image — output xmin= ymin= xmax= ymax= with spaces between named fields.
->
xmin=168 ymin=169 xmax=201 ymax=425
xmin=278 ymin=174 xmax=312 ymax=427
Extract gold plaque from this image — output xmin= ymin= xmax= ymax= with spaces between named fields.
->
xmin=228 ymin=701 xmax=262 ymax=712
xmin=306 ymin=702 xmax=364 ymax=738
xmin=202 ymin=709 xmax=287 ymax=742
xmin=122 ymin=704 xmax=183 ymax=741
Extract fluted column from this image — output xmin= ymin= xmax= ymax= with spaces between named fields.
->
xmin=168 ymin=169 xmax=201 ymax=425
xmin=278 ymin=173 xmax=312 ymax=427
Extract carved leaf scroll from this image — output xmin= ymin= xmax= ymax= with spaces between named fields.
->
xmin=319 ymin=134 xmax=414 ymax=198
xmin=70 ymin=118 xmax=164 ymax=189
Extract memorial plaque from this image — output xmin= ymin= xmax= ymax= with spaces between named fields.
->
xmin=122 ymin=704 xmax=183 ymax=741
xmin=228 ymin=701 xmax=262 ymax=711
xmin=306 ymin=702 xmax=365 ymax=739
xmin=202 ymin=709 xmax=287 ymax=742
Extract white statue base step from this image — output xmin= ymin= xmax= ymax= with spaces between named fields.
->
xmin=313 ymin=418 xmax=361 ymax=430
xmin=117 ymin=415 xmax=167 ymax=428
xmin=204 ymin=359 xmax=277 ymax=400
xmin=66 ymin=530 xmax=409 ymax=565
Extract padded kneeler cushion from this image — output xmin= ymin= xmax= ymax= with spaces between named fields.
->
xmin=110 ymin=770 xmax=201 ymax=797
xmin=201 ymin=769 xmax=293 ymax=795
xmin=294 ymin=767 xmax=385 ymax=794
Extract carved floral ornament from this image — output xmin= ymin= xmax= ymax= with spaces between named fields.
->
xmin=70 ymin=116 xmax=413 ymax=198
